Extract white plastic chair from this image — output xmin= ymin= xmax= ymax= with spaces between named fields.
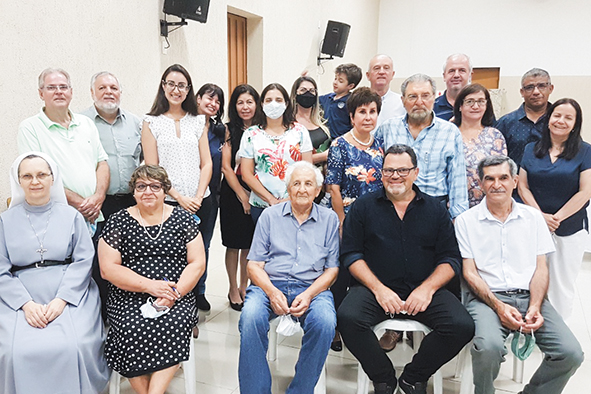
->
xmin=356 ymin=319 xmax=443 ymax=394
xmin=455 ymin=335 xmax=524 ymax=394
xmin=109 ymin=336 xmax=197 ymax=394
xmin=268 ymin=317 xmax=327 ymax=394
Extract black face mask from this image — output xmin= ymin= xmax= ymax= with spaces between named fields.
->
xmin=296 ymin=91 xmax=317 ymax=108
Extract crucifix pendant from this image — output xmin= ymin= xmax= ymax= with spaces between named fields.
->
xmin=36 ymin=244 xmax=48 ymax=262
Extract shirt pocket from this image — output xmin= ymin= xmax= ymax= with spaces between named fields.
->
xmin=312 ymin=242 xmax=329 ymax=271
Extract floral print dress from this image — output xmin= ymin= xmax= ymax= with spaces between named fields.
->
xmin=463 ymin=126 xmax=507 ymax=207
xmin=325 ymin=135 xmax=384 ymax=214
xmin=238 ymin=123 xmax=313 ymax=208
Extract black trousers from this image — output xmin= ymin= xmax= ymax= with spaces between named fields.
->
xmin=337 ymin=285 xmax=474 ymax=385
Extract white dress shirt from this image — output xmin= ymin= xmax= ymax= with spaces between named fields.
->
xmin=376 ymin=90 xmax=405 ymax=127
xmin=455 ymin=197 xmax=555 ymax=292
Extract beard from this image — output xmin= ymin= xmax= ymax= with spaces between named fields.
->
xmin=95 ymin=100 xmax=119 ymax=113
xmin=407 ymin=108 xmax=431 ymax=123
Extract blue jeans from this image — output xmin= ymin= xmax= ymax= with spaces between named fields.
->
xmin=195 ymin=195 xmax=216 ymax=295
xmin=238 ymin=280 xmax=336 ymax=394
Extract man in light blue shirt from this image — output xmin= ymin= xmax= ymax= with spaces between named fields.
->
xmin=82 ymin=71 xmax=141 ymax=220
xmin=375 ymin=73 xmax=468 ymax=219
xmin=239 ymin=161 xmax=340 ymax=394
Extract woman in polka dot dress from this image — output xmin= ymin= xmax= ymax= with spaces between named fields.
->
xmin=99 ymin=165 xmax=205 ymax=393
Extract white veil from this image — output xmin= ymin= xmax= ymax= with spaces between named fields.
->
xmin=9 ymin=151 xmax=67 ymax=208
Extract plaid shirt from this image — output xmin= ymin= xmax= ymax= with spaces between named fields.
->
xmin=375 ymin=114 xmax=468 ymax=218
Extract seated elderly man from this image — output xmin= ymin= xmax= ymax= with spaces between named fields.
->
xmin=455 ymin=155 xmax=583 ymax=394
xmin=238 ymin=161 xmax=340 ymax=394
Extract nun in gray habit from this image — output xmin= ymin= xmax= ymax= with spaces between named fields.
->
xmin=0 ymin=152 xmax=110 ymax=394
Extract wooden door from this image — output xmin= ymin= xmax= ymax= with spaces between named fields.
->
xmin=228 ymin=13 xmax=247 ymax=94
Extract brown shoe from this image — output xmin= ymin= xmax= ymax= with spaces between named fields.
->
xmin=379 ymin=330 xmax=402 ymax=352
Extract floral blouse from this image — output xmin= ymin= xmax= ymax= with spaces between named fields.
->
xmin=463 ymin=126 xmax=507 ymax=207
xmin=238 ymin=123 xmax=313 ymax=208
xmin=325 ymin=135 xmax=384 ymax=214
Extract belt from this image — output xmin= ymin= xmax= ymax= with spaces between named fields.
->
xmin=495 ymin=289 xmax=530 ymax=296
xmin=108 ymin=193 xmax=132 ymax=199
xmin=11 ymin=257 xmax=73 ymax=274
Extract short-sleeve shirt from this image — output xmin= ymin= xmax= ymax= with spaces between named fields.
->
xmin=17 ymin=109 xmax=109 ymax=219
xmin=238 ymin=123 xmax=313 ymax=208
xmin=376 ymin=90 xmax=405 ymax=127
xmin=319 ymin=92 xmax=351 ymax=139
xmin=82 ymin=106 xmax=141 ymax=195
xmin=521 ymin=141 xmax=591 ymax=236
xmin=495 ymin=103 xmax=548 ymax=166
xmin=463 ymin=127 xmax=507 ymax=207
xmin=455 ymin=198 xmax=555 ymax=291
xmin=325 ymin=136 xmax=384 ymax=214
xmin=144 ymin=114 xmax=209 ymax=201
xmin=247 ymin=201 xmax=340 ymax=284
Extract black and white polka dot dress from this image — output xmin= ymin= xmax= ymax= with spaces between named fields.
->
xmin=101 ymin=206 xmax=200 ymax=378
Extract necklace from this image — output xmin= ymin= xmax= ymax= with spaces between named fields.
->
xmin=351 ymin=130 xmax=373 ymax=146
xmin=137 ymin=206 xmax=165 ymax=241
xmin=26 ymin=208 xmax=52 ymax=262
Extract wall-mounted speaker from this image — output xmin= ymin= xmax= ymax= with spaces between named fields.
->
xmin=320 ymin=21 xmax=350 ymax=58
xmin=163 ymin=0 xmax=210 ymax=24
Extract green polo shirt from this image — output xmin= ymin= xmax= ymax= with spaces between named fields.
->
xmin=17 ymin=108 xmax=109 ymax=220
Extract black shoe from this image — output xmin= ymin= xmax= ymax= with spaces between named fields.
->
xmin=331 ymin=331 xmax=343 ymax=352
xmin=197 ymin=294 xmax=211 ymax=311
xmin=398 ymin=379 xmax=427 ymax=394
xmin=228 ymin=294 xmax=243 ymax=311
xmin=373 ymin=380 xmax=397 ymax=394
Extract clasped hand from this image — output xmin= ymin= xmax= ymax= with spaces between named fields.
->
xmin=269 ymin=290 xmax=312 ymax=318
xmin=146 ymin=279 xmax=180 ymax=309
xmin=22 ymin=298 xmax=67 ymax=328
xmin=497 ymin=303 xmax=544 ymax=332
xmin=375 ymin=285 xmax=434 ymax=316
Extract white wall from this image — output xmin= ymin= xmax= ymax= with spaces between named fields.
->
xmin=0 ymin=0 xmax=379 ymax=207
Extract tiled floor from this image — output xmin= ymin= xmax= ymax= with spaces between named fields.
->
xmin=112 ymin=224 xmax=591 ymax=393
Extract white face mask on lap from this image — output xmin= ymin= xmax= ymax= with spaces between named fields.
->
xmin=263 ymin=101 xmax=287 ymax=119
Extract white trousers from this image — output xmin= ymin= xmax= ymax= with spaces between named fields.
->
xmin=547 ymin=229 xmax=588 ymax=321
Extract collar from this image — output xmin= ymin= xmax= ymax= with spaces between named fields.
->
xmin=477 ymin=196 xmax=525 ymax=223
xmin=381 ymin=89 xmax=394 ymax=101
xmin=435 ymin=91 xmax=452 ymax=108
xmin=38 ymin=108 xmax=79 ymax=129
xmin=377 ymin=184 xmax=424 ymax=203
xmin=402 ymin=112 xmax=437 ymax=130
xmin=281 ymin=201 xmax=319 ymax=222
xmin=88 ymin=105 xmax=124 ymax=123
xmin=333 ymin=92 xmax=349 ymax=102
xmin=516 ymin=102 xmax=551 ymax=123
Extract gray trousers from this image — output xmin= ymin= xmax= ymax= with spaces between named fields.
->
xmin=466 ymin=293 xmax=583 ymax=394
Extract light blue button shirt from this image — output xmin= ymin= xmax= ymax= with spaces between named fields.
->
xmin=247 ymin=201 xmax=340 ymax=284
xmin=375 ymin=114 xmax=468 ymax=218
xmin=82 ymin=106 xmax=141 ymax=194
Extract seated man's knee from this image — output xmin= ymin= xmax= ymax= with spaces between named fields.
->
xmin=472 ymin=335 xmax=505 ymax=363
xmin=556 ymin=341 xmax=584 ymax=371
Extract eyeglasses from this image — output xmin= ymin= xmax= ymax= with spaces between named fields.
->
xmin=296 ymin=87 xmax=317 ymax=95
xmin=135 ymin=183 xmax=163 ymax=192
xmin=382 ymin=167 xmax=416 ymax=177
xmin=162 ymin=80 xmax=190 ymax=92
xmin=463 ymin=99 xmax=488 ymax=107
xmin=405 ymin=93 xmax=433 ymax=103
xmin=522 ymin=83 xmax=551 ymax=93
xmin=19 ymin=172 xmax=53 ymax=182
xmin=43 ymin=85 xmax=70 ymax=92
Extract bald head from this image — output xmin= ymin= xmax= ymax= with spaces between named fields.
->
xmin=367 ymin=54 xmax=395 ymax=96
xmin=442 ymin=53 xmax=472 ymax=99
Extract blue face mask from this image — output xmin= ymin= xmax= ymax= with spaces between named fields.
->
xmin=511 ymin=327 xmax=536 ymax=361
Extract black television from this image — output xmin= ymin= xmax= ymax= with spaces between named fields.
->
xmin=163 ymin=0 xmax=210 ymax=23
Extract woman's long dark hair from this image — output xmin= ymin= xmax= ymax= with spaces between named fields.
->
xmin=258 ymin=83 xmax=295 ymax=129
xmin=534 ymin=98 xmax=583 ymax=160
xmin=147 ymin=64 xmax=198 ymax=116
xmin=227 ymin=84 xmax=260 ymax=150
xmin=196 ymin=83 xmax=226 ymax=140
xmin=452 ymin=84 xmax=495 ymax=127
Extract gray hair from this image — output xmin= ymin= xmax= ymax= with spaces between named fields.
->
xmin=285 ymin=161 xmax=323 ymax=188
xmin=442 ymin=53 xmax=473 ymax=73
xmin=90 ymin=71 xmax=121 ymax=92
xmin=477 ymin=155 xmax=518 ymax=180
xmin=401 ymin=73 xmax=436 ymax=96
xmin=38 ymin=68 xmax=71 ymax=89
xmin=367 ymin=54 xmax=394 ymax=72
xmin=521 ymin=68 xmax=551 ymax=86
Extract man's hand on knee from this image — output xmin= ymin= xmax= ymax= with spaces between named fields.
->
xmin=374 ymin=285 xmax=405 ymax=315
xmin=290 ymin=293 xmax=312 ymax=317
xmin=269 ymin=290 xmax=289 ymax=316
